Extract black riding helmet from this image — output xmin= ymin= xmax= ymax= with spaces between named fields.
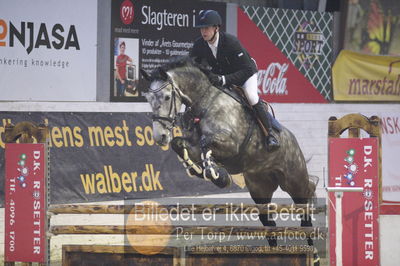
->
xmin=195 ymin=10 xmax=222 ymax=28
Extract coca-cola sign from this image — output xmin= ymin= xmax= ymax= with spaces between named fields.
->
xmin=238 ymin=8 xmax=328 ymax=103
xmin=257 ymin=62 xmax=289 ymax=95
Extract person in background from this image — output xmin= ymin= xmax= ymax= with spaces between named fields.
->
xmin=190 ymin=10 xmax=279 ymax=151
xmin=115 ymin=41 xmax=133 ymax=97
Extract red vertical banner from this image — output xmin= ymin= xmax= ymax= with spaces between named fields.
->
xmin=329 ymin=138 xmax=380 ymax=266
xmin=4 ymin=143 xmax=47 ymax=263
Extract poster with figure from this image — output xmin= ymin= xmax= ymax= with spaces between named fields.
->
xmin=344 ymin=0 xmax=400 ymax=56
xmin=110 ymin=0 xmax=226 ymax=102
xmin=114 ymin=38 xmax=139 ymax=97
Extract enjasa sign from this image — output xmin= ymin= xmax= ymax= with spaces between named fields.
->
xmin=329 ymin=138 xmax=380 ymax=266
xmin=4 ymin=143 xmax=47 ymax=263
xmin=0 ymin=0 xmax=97 ymax=101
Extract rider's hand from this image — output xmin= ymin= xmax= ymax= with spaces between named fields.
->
xmin=208 ymin=73 xmax=223 ymax=86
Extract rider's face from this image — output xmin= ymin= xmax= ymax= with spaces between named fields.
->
xmin=200 ymin=26 xmax=218 ymax=43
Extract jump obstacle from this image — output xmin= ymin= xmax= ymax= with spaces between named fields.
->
xmin=3 ymin=114 xmax=381 ymax=265
xmin=327 ymin=114 xmax=381 ymax=266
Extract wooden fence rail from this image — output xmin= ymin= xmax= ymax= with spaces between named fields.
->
xmin=49 ymin=203 xmax=326 ymax=215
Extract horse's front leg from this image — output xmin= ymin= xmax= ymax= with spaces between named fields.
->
xmin=170 ymin=137 xmax=203 ymax=178
xmin=199 ymin=134 xmax=232 ymax=188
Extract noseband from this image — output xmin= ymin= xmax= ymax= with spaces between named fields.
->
xmin=150 ymin=80 xmax=183 ymax=130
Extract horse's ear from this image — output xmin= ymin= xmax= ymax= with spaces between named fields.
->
xmin=140 ymin=68 xmax=151 ymax=81
xmin=158 ymin=67 xmax=169 ymax=81
xmin=142 ymin=92 xmax=149 ymax=100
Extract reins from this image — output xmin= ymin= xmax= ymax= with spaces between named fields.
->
xmin=149 ymin=80 xmax=183 ymax=130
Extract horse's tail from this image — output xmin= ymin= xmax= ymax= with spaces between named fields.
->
xmin=307 ymin=174 xmax=319 ymax=204
xmin=308 ymin=174 xmax=319 ymax=189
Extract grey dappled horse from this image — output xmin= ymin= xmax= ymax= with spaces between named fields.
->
xmin=141 ymin=57 xmax=319 ymax=255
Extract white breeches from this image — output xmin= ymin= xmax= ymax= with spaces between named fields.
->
xmin=242 ymin=73 xmax=259 ymax=106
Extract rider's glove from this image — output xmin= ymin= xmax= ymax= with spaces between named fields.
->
xmin=208 ymin=73 xmax=223 ymax=86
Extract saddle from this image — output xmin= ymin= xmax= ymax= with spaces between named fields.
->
xmin=218 ymin=85 xmax=282 ymax=133
xmin=178 ymin=84 xmax=282 ymax=146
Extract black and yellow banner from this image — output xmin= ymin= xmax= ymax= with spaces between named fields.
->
xmin=333 ymin=50 xmax=400 ymax=101
xmin=0 ymin=112 xmax=243 ymax=204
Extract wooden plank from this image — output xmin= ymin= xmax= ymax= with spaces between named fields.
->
xmin=62 ymin=244 xmax=176 ymax=255
xmin=328 ymin=114 xmax=380 ymax=138
xmin=48 ymin=203 xmax=326 ymax=215
xmin=61 ymin=244 xmax=314 ymax=266
xmin=348 ymin=127 xmax=360 ymax=138
xmin=5 ymin=121 xmax=48 ymax=143
xmin=185 ymin=245 xmax=314 ymax=266
xmin=62 ymin=245 xmax=176 ymax=266
xmin=50 ymin=225 xmax=327 ymax=238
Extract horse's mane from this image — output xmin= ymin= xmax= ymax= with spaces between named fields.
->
xmin=151 ymin=56 xmax=213 ymax=81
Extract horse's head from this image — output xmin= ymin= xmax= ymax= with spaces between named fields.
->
xmin=140 ymin=67 xmax=191 ymax=146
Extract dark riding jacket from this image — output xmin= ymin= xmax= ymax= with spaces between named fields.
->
xmin=190 ymin=31 xmax=257 ymax=87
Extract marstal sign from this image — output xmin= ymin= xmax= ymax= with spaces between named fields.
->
xmin=333 ymin=50 xmax=400 ymax=101
xmin=347 ymin=75 xmax=400 ymax=96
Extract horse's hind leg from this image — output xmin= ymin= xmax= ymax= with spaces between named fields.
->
xmin=245 ymin=173 xmax=278 ymax=247
xmin=285 ymin=172 xmax=316 ymax=235
xmin=286 ymin=174 xmax=320 ymax=265
xmin=292 ymin=196 xmax=320 ymax=266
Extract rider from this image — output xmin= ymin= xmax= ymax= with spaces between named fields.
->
xmin=190 ymin=10 xmax=279 ymax=151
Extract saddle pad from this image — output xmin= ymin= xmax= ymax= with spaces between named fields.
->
xmin=267 ymin=112 xmax=282 ymax=132
xmin=218 ymin=85 xmax=282 ymax=132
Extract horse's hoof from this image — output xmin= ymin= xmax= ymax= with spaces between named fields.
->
xmin=267 ymin=238 xmax=277 ymax=247
xmin=313 ymin=248 xmax=320 ymax=266
xmin=203 ymin=166 xmax=217 ymax=181
xmin=210 ymin=169 xmax=232 ymax=188
xmin=170 ymin=137 xmax=185 ymax=154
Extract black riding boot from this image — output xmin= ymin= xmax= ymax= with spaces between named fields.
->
xmin=253 ymin=100 xmax=280 ymax=151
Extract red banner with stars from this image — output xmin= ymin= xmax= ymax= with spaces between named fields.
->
xmin=4 ymin=143 xmax=47 ymax=263
xmin=328 ymin=138 xmax=380 ymax=266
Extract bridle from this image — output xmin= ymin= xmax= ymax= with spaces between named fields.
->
xmin=149 ymin=79 xmax=184 ymax=131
